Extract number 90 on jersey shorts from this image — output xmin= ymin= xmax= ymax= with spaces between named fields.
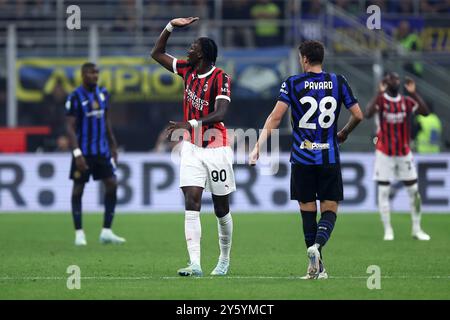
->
xmin=373 ymin=150 xmax=418 ymax=181
xmin=179 ymin=141 xmax=236 ymax=195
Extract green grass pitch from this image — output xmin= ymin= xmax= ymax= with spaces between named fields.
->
xmin=0 ymin=213 xmax=449 ymax=299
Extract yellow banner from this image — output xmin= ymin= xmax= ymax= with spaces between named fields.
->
xmin=17 ymin=57 xmax=185 ymax=103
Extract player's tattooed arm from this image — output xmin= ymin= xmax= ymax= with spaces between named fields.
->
xmin=337 ymin=103 xmax=364 ymax=144
xmin=66 ymin=116 xmax=89 ymax=172
xmin=105 ymin=109 xmax=118 ymax=164
xmin=365 ymin=81 xmax=386 ymax=118
xmin=404 ymin=77 xmax=430 ymax=116
xmin=249 ymin=101 xmax=288 ymax=166
xmin=151 ymin=17 xmax=199 ymax=72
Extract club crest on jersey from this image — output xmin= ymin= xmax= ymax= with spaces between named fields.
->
xmin=203 ymin=83 xmax=208 ymax=92
xmin=92 ymin=100 xmax=100 ymax=109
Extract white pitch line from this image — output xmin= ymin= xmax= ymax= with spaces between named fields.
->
xmin=0 ymin=275 xmax=449 ymax=281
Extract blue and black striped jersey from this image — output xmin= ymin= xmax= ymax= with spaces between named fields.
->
xmin=65 ymin=86 xmax=110 ymax=157
xmin=278 ymin=71 xmax=358 ymax=165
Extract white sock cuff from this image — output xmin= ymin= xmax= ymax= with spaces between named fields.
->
xmin=185 ymin=210 xmax=200 ymax=219
xmin=217 ymin=212 xmax=232 ymax=225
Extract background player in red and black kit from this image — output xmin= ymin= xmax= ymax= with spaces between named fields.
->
xmin=151 ymin=17 xmax=235 ymax=276
xmin=366 ymin=72 xmax=431 ymax=241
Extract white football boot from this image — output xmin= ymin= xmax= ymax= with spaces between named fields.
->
xmin=301 ymin=254 xmax=328 ymax=280
xmin=75 ymin=230 xmax=87 ymax=246
xmin=300 ymin=246 xmax=321 ymax=279
xmin=177 ymin=263 xmax=203 ymax=277
xmin=412 ymin=229 xmax=431 ymax=241
xmin=383 ymin=227 xmax=394 ymax=241
xmin=211 ymin=259 xmax=229 ymax=276
xmin=99 ymin=228 xmax=126 ymax=244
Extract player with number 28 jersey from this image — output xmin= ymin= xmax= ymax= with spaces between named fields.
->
xmin=278 ymin=72 xmax=358 ymax=165
xmin=250 ymin=41 xmax=363 ymax=280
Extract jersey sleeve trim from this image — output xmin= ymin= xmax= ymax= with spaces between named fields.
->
xmin=277 ymin=96 xmax=291 ymax=106
xmin=216 ymin=95 xmax=231 ymax=102
xmin=172 ymin=58 xmax=177 ymax=74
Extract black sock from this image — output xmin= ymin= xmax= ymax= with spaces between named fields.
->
xmin=71 ymin=194 xmax=82 ymax=230
xmin=315 ymin=211 xmax=337 ymax=247
xmin=103 ymin=191 xmax=116 ymax=229
xmin=301 ymin=210 xmax=317 ymax=248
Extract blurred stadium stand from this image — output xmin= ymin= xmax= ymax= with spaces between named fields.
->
xmin=0 ymin=0 xmax=449 ymax=152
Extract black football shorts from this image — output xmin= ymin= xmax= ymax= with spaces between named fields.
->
xmin=70 ymin=155 xmax=116 ymax=183
xmin=290 ymin=163 xmax=343 ymax=203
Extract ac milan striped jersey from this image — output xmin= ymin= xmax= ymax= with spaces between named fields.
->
xmin=172 ymin=59 xmax=231 ymax=148
xmin=278 ymin=71 xmax=358 ymax=165
xmin=65 ymin=86 xmax=110 ymax=157
xmin=374 ymin=93 xmax=418 ymax=156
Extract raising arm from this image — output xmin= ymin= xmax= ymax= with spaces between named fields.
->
xmin=150 ymin=17 xmax=199 ymax=72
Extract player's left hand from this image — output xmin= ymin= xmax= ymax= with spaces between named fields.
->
xmin=111 ymin=147 xmax=118 ymax=164
xmin=337 ymin=130 xmax=348 ymax=144
xmin=404 ymin=76 xmax=416 ymax=94
xmin=170 ymin=17 xmax=199 ymax=28
xmin=249 ymin=144 xmax=259 ymax=166
xmin=166 ymin=121 xmax=191 ymax=138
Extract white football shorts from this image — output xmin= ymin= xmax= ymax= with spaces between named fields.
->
xmin=179 ymin=141 xmax=236 ymax=195
xmin=373 ymin=150 xmax=418 ymax=182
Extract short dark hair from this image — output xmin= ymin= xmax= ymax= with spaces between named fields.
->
xmin=81 ymin=62 xmax=97 ymax=74
xmin=298 ymin=40 xmax=325 ymax=65
xmin=198 ymin=37 xmax=218 ymax=64
xmin=383 ymin=71 xmax=399 ymax=78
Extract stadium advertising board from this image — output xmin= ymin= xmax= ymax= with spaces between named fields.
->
xmin=16 ymin=48 xmax=289 ymax=103
xmin=1 ymin=153 xmax=449 ymax=213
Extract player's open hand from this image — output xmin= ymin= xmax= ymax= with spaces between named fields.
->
xmin=111 ymin=147 xmax=118 ymax=165
xmin=75 ymin=156 xmax=89 ymax=172
xmin=166 ymin=121 xmax=191 ymax=138
xmin=170 ymin=17 xmax=199 ymax=28
xmin=337 ymin=130 xmax=348 ymax=144
xmin=404 ymin=77 xmax=416 ymax=94
xmin=249 ymin=144 xmax=259 ymax=166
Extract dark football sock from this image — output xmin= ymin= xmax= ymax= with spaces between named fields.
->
xmin=301 ymin=210 xmax=317 ymax=248
xmin=71 ymin=194 xmax=83 ymax=230
xmin=315 ymin=211 xmax=337 ymax=247
xmin=103 ymin=190 xmax=117 ymax=228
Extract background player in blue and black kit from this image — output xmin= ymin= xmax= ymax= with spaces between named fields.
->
xmin=65 ymin=62 xmax=125 ymax=246
xmin=250 ymin=41 xmax=363 ymax=279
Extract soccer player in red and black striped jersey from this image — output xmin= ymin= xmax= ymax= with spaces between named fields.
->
xmin=151 ymin=17 xmax=235 ymax=277
xmin=366 ymin=72 xmax=431 ymax=241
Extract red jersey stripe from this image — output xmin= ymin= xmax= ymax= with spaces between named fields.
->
xmin=174 ymin=60 xmax=231 ymax=148
xmin=376 ymin=93 xmax=414 ymax=156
